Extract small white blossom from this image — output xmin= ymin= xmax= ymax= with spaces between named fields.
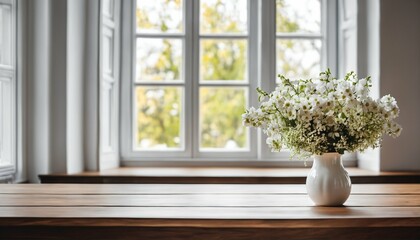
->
xmin=266 ymin=134 xmax=282 ymax=152
xmin=315 ymin=82 xmax=327 ymax=94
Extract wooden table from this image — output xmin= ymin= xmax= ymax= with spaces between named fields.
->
xmin=0 ymin=184 xmax=419 ymax=240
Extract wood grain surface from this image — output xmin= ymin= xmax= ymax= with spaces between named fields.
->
xmin=0 ymin=184 xmax=419 ymax=240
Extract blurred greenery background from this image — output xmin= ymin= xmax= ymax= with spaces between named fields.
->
xmin=135 ymin=0 xmax=320 ymax=150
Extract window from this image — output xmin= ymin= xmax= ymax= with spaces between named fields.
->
xmin=197 ymin=0 xmax=255 ymax=156
xmin=134 ymin=0 xmax=186 ymax=153
xmin=0 ymin=0 xmax=16 ymax=180
xmin=121 ymin=0 xmax=337 ymax=163
xmin=275 ymin=0 xmax=322 ymax=79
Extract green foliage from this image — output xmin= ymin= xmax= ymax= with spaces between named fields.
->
xmin=200 ymin=88 xmax=247 ymax=148
xmin=136 ymin=0 xmax=182 ymax=33
xmin=276 ymin=1 xmax=300 ymax=33
xmin=136 ymin=87 xmax=181 ymax=148
xmin=201 ymin=40 xmax=246 ymax=81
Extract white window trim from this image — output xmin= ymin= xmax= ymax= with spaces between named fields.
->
xmin=119 ymin=0 xmax=356 ymax=167
xmin=99 ymin=0 xmax=121 ymax=170
xmin=0 ymin=0 xmax=17 ymax=181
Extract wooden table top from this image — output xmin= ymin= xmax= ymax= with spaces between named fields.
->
xmin=0 ymin=184 xmax=419 ymax=240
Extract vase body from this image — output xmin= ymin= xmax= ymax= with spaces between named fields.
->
xmin=306 ymin=152 xmax=351 ymax=206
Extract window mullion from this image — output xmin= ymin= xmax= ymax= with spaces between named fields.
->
xmin=248 ymin=0 xmax=258 ymax=159
xmin=191 ymin=0 xmax=200 ymax=158
xmin=135 ymin=33 xmax=185 ymax=38
xmin=199 ymin=34 xmax=248 ymax=39
xmin=133 ymin=82 xmax=185 ymax=87
xmin=275 ymin=33 xmax=323 ymax=39
xmin=325 ymin=0 xmax=337 ymax=74
xmin=184 ymin=0 xmax=194 ymax=158
xmin=199 ymin=82 xmax=250 ymax=87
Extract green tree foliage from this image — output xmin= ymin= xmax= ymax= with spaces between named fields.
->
xmin=136 ymin=0 xmax=182 ymax=33
xmin=201 ymin=40 xmax=246 ymax=81
xmin=136 ymin=87 xmax=181 ymax=148
xmin=276 ymin=1 xmax=300 ymax=33
xmin=200 ymin=88 xmax=247 ymax=148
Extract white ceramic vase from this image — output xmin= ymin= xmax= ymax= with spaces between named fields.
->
xmin=306 ymin=152 xmax=351 ymax=206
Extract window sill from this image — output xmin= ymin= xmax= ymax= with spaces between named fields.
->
xmin=39 ymin=167 xmax=420 ymax=184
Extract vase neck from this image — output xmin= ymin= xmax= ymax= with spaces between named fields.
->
xmin=313 ymin=153 xmax=343 ymax=168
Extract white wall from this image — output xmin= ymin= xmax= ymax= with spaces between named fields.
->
xmin=379 ymin=0 xmax=420 ymax=171
xmin=26 ymin=0 xmax=51 ymax=182
xmin=67 ymin=0 xmax=86 ymax=174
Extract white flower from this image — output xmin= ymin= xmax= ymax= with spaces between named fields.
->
xmin=390 ymin=122 xmax=402 ymax=137
xmin=242 ymin=107 xmax=265 ymax=127
xmin=326 ymin=81 xmax=334 ymax=91
xmin=285 ymin=108 xmax=297 ymax=120
xmin=304 ymin=82 xmax=316 ymax=94
xmin=327 ymin=91 xmax=337 ymax=101
xmin=315 ymin=81 xmax=327 ymax=94
xmin=337 ymin=81 xmax=352 ymax=94
xmin=266 ymin=134 xmax=282 ymax=152
xmin=346 ymin=98 xmax=358 ymax=108
xmin=299 ymin=110 xmax=312 ymax=122
xmin=283 ymin=100 xmax=293 ymax=111
xmin=299 ymin=100 xmax=312 ymax=112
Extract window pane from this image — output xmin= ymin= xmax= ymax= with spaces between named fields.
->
xmin=200 ymin=39 xmax=247 ymax=82
xmin=276 ymin=39 xmax=321 ymax=79
xmin=200 ymin=0 xmax=247 ymax=34
xmin=136 ymin=0 xmax=183 ymax=33
xmin=276 ymin=0 xmax=320 ymax=33
xmin=0 ymin=4 xmax=12 ymax=65
xmin=135 ymin=86 xmax=183 ymax=150
xmin=200 ymin=87 xmax=248 ymax=150
xmin=136 ymin=38 xmax=183 ymax=82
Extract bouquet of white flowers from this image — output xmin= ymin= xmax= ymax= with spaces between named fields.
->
xmin=242 ymin=69 xmax=402 ymax=158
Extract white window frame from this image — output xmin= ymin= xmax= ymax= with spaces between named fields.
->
xmin=120 ymin=0 xmax=354 ymax=167
xmin=99 ymin=0 xmax=121 ymax=170
xmin=0 ymin=0 xmax=17 ymax=181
